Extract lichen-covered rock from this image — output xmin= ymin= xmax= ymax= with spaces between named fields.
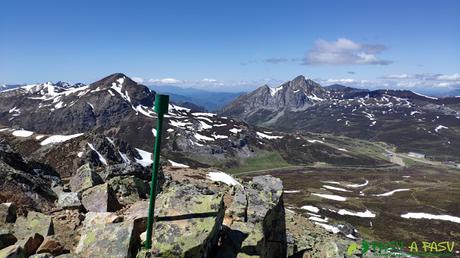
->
xmin=123 ymin=200 xmax=152 ymax=241
xmin=75 ymin=212 xmax=136 ymax=258
xmin=218 ymin=175 xmax=285 ymax=258
xmin=0 ymin=203 xmax=17 ymax=225
xmin=81 ymin=183 xmax=120 ymax=212
xmin=36 ymin=236 xmax=67 ymax=256
xmin=69 ymin=164 xmax=103 ymax=192
xmin=99 ymin=163 xmax=153 ymax=181
xmin=137 ymin=184 xmax=224 ymax=258
xmin=57 ymin=192 xmax=81 ymax=209
xmin=48 ymin=209 xmax=84 ymax=252
xmin=246 ymin=175 xmax=283 ymax=223
xmin=225 ymin=186 xmax=247 ymax=222
xmin=82 ymin=212 xmax=123 ymax=225
xmin=13 ymin=212 xmax=54 ymax=240
xmin=285 ymin=212 xmax=319 ymax=256
xmin=229 ymin=221 xmax=264 ymax=256
xmin=108 ymin=176 xmax=149 ymax=205
xmin=17 ymin=233 xmax=44 ymax=256
xmin=0 ymin=244 xmax=26 ymax=258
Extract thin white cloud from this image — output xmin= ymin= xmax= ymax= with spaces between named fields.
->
xmin=142 ymin=72 xmax=459 ymax=93
xmin=320 ymin=72 xmax=460 ymax=93
xmin=147 ymin=77 xmax=284 ymax=92
xmin=202 ymin=78 xmax=218 ymax=83
xmin=436 ymin=73 xmax=460 ymax=81
xmin=381 ymin=74 xmax=413 ymax=79
xmin=264 ymin=58 xmax=290 ymax=64
xmin=148 ymin=78 xmax=182 ymax=84
xmin=303 ymin=38 xmax=392 ymax=65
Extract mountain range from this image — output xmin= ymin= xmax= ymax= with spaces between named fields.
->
xmin=0 ymin=73 xmax=389 ymax=178
xmin=221 ymin=75 xmax=460 ymax=162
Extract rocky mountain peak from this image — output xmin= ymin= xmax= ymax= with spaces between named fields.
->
xmin=283 ymin=75 xmax=324 ymax=94
xmin=88 ymin=73 xmax=155 ymax=107
xmin=220 ymin=75 xmax=329 ymax=122
xmin=90 ymin=73 xmax=132 ymax=89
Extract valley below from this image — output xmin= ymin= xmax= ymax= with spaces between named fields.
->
xmin=240 ymin=164 xmax=460 ymax=245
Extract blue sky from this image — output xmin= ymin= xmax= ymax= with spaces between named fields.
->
xmin=1 ymin=0 xmax=459 ymax=93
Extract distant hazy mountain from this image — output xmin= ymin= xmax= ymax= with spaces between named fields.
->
xmin=1 ymin=82 xmax=84 ymax=92
xmin=446 ymin=88 xmax=460 ymax=97
xmin=221 ymin=75 xmax=460 ymax=161
xmin=0 ymin=84 xmax=24 ymax=91
xmin=149 ymin=85 xmax=244 ymax=111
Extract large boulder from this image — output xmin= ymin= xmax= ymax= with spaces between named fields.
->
xmin=108 ymin=176 xmax=149 ymax=206
xmin=49 ymin=209 xmax=84 ymax=252
xmin=220 ymin=221 xmax=264 ymax=257
xmin=0 ymin=244 xmax=26 ymax=258
xmin=75 ymin=212 xmax=136 ymax=258
xmin=137 ymin=183 xmax=224 ymax=258
xmin=0 ymin=203 xmax=17 ymax=225
xmin=57 ymin=192 xmax=81 ymax=209
xmin=99 ymin=163 xmax=152 ymax=181
xmin=81 ymin=183 xmax=120 ymax=212
xmin=218 ymin=175 xmax=286 ymax=258
xmin=13 ymin=212 xmax=54 ymax=240
xmin=17 ymin=233 xmax=44 ymax=256
xmin=246 ymin=176 xmax=283 ymax=223
xmin=122 ymin=200 xmax=151 ymax=238
xmin=36 ymin=236 xmax=67 ymax=256
xmin=69 ymin=164 xmax=103 ymax=193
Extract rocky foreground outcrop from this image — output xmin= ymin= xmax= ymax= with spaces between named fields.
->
xmin=0 ymin=161 xmax=370 ymax=257
xmin=0 ymin=137 xmax=368 ymax=257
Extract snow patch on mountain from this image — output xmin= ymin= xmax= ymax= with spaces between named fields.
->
xmin=110 ymin=77 xmax=132 ymax=103
xmin=314 ymin=222 xmax=340 ymax=234
xmin=40 ymin=133 xmax=84 ymax=145
xmin=12 ymin=130 xmax=34 ymax=137
xmin=301 ymin=205 xmax=320 ymax=213
xmin=135 ymin=148 xmax=153 ymax=167
xmin=311 ymin=193 xmax=347 ymax=201
xmin=335 ymin=209 xmax=376 ymax=218
xmin=194 ymin=133 xmax=214 ymax=141
xmin=269 ymin=86 xmax=283 ymax=96
xmin=413 ymin=91 xmax=438 ymax=100
xmin=87 ymin=143 xmax=108 ymax=165
xmin=192 ymin=112 xmax=215 ymax=117
xmin=207 ymin=172 xmax=240 ymax=186
xmin=229 ymin=128 xmax=242 ymax=134
xmin=374 ymin=189 xmax=410 ymax=197
xmin=346 ymin=179 xmax=369 ymax=188
xmin=434 ymin=125 xmax=448 ymax=132
xmin=401 ymin=213 xmax=460 ymax=223
xmin=168 ymin=160 xmax=190 ymax=168
xmin=322 ymin=185 xmax=352 ymax=192
xmin=256 ymin=132 xmax=283 ymax=140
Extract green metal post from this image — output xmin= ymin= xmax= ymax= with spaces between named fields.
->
xmin=144 ymin=94 xmax=169 ymax=250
